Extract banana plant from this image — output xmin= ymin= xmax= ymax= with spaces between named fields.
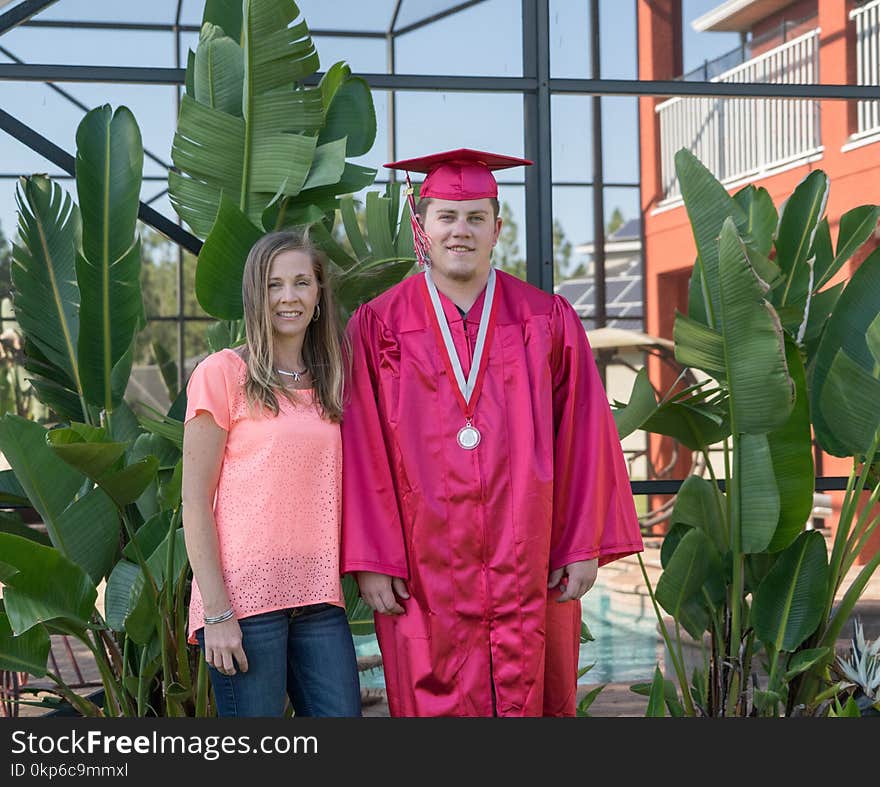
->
xmin=170 ymin=0 xmax=383 ymax=319
xmin=0 ymin=105 xmax=203 ymax=717
xmin=616 ymin=149 xmax=880 ymax=716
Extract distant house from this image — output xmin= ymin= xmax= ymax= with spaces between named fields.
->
xmin=558 ymin=217 xmax=643 ymax=332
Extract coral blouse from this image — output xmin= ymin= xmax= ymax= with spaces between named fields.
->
xmin=185 ymin=349 xmax=343 ymax=643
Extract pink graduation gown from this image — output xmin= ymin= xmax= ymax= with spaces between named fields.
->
xmin=341 ymin=270 xmax=643 ymax=717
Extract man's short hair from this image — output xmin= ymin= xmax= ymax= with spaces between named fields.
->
xmin=415 ymin=197 xmax=500 ymax=222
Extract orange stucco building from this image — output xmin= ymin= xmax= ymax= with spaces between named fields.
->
xmin=637 ymin=0 xmax=880 ymax=558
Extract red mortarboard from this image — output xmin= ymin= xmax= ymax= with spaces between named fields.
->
xmin=386 ymin=149 xmax=533 ymax=266
xmin=385 ymin=148 xmax=533 ymax=200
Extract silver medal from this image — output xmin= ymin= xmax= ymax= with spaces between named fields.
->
xmin=457 ymin=424 xmax=481 ymax=450
xmin=425 ymin=268 xmax=497 ymax=452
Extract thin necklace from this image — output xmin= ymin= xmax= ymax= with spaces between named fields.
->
xmin=276 ymin=366 xmax=308 ymax=382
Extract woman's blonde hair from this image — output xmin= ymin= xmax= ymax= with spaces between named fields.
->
xmin=241 ymin=231 xmax=347 ymax=422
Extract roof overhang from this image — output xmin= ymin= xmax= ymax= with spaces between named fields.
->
xmin=587 ymin=327 xmax=674 ymax=351
xmin=693 ymin=0 xmax=798 ymax=33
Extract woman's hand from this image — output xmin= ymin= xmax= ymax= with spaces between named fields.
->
xmin=204 ymin=617 xmax=249 ymax=676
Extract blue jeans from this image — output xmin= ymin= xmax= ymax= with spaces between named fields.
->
xmin=196 ymin=604 xmax=361 ymax=717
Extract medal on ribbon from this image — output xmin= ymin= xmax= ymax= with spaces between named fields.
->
xmin=423 ymin=268 xmax=498 ymax=450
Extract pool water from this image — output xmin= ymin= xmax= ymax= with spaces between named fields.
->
xmin=579 ymin=583 xmax=664 ymax=685
xmin=354 ymin=579 xmax=663 ymax=690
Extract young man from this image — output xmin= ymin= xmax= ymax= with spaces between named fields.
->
xmin=341 ymin=149 xmax=643 ymax=717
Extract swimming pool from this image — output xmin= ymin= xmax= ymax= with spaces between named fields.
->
xmin=354 ymin=579 xmax=663 ymax=689
xmin=579 ymin=582 xmax=664 ymax=685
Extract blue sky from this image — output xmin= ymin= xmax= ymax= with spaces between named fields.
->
xmin=0 ymin=0 xmax=739 ymax=267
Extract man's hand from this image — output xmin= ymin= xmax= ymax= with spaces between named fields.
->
xmin=548 ymin=558 xmax=598 ymax=602
xmin=356 ymin=571 xmax=410 ymax=615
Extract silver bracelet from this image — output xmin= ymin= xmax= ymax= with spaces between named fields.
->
xmin=203 ymin=608 xmax=234 ymax=625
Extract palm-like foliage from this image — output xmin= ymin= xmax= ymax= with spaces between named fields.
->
xmin=169 ymin=0 xmax=376 ymax=239
xmin=75 ymin=106 xmax=145 ymax=412
xmin=616 ymin=149 xmax=880 ymax=716
xmin=12 ymin=177 xmax=84 ymax=421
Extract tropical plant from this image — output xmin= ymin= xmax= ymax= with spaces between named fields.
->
xmin=615 ymin=149 xmax=880 ymax=717
xmin=0 ymin=105 xmax=201 ymax=716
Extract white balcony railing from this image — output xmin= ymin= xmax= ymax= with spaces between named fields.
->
xmin=656 ymin=29 xmax=821 ymax=201
xmin=851 ymin=0 xmax=880 ymax=137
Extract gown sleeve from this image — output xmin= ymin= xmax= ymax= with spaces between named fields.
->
xmin=340 ymin=305 xmax=409 ymax=578
xmin=548 ymin=295 xmax=643 ymax=569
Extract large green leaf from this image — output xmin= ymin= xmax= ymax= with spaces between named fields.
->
xmin=296 ymin=163 xmax=377 ymax=216
xmin=814 ymin=204 xmax=880 ymax=291
xmin=105 ymin=559 xmax=140 ymax=631
xmin=717 ymin=218 xmax=793 ymax=434
xmin=145 ymin=527 xmax=188 ymax=591
xmin=675 ymin=149 xmax=747 ymax=329
xmin=733 ymin=184 xmax=777 ymax=258
xmin=110 ymin=399 xmax=143 ymax=445
xmin=46 ymin=423 xmax=159 ymax=509
xmin=123 ymin=511 xmax=173 ymax=564
xmin=0 ymin=534 xmax=96 ymax=635
xmin=612 ymin=368 xmax=656 ymax=439
xmin=641 ymin=399 xmax=730 ymax=452
xmin=12 ymin=176 xmax=84 ymax=409
xmin=868 ymin=311 xmax=880 ymax=366
xmin=753 ymin=530 xmax=828 ymax=652
xmin=669 ymin=475 xmax=727 ymax=554
xmin=75 ymin=105 xmax=144 ymax=411
xmin=318 ymin=71 xmax=376 ymax=157
xmin=0 ymin=415 xmax=119 ymax=582
xmin=193 ymin=23 xmax=244 ymax=115
xmin=774 ymin=170 xmax=828 ymax=308
xmin=23 ymin=341 xmax=84 ymax=422
xmin=765 ymin=337 xmax=814 ymax=553
xmin=0 ymin=415 xmax=84 ymax=553
xmin=97 ymin=457 xmax=160 ymax=509
xmin=195 ymin=196 xmax=264 ymax=319
xmin=819 ymin=349 xmax=880 ymax=458
xmin=659 ymin=522 xmax=692 ymax=569
xmin=811 ymin=249 xmax=880 ymax=456
xmin=686 ymin=260 xmax=708 ymax=327
xmin=655 ymin=527 xmax=715 ymax=640
xmin=202 ymin=0 xmax=243 ymax=42
xmin=0 ymin=612 xmax=50 ymax=676
xmin=739 ymin=433 xmax=780 ymax=554
xmin=53 ymin=487 xmax=120 ymax=583
xmin=47 ymin=423 xmax=125 ymax=478
xmin=674 ymin=311 xmax=726 ymax=379
xmin=170 ymin=0 xmax=327 ymax=237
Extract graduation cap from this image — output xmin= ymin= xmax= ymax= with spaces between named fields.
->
xmin=385 ymin=148 xmax=533 ymax=266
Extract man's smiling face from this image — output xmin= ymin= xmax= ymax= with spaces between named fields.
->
xmin=422 ymin=198 xmax=502 ymax=286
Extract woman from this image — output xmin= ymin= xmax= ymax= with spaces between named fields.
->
xmin=182 ymin=231 xmax=360 ymax=717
